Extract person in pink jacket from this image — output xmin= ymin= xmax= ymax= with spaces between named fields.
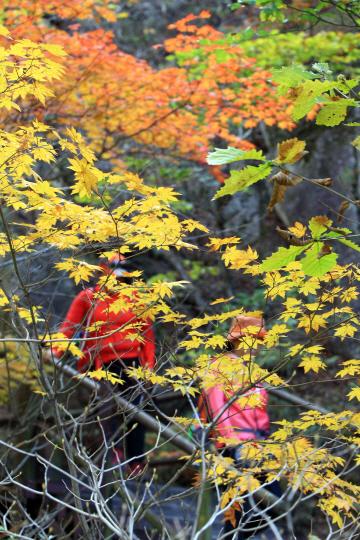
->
xmin=199 ymin=315 xmax=280 ymax=539
xmin=202 ymin=315 xmax=270 ymax=449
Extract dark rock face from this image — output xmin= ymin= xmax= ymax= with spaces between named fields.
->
xmin=220 ymin=190 xmax=261 ymax=245
xmin=112 ymin=1 xmax=234 ymax=61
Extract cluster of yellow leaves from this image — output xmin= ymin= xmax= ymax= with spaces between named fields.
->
xmin=0 ymin=37 xmax=209 ymax=276
xmin=79 ymin=369 xmax=124 ymax=385
xmin=221 ymin=246 xmax=259 ymax=273
xmin=124 ymin=365 xmax=198 ymax=397
xmin=43 ymin=332 xmax=84 ymax=359
xmin=288 ymin=344 xmax=326 ymax=373
xmin=200 ymin=355 xmax=284 ymax=395
xmin=0 ymin=287 xmax=45 ymax=325
xmin=265 ymin=262 xmax=359 ymax=337
xmin=212 ymin=435 xmax=359 ymax=527
xmin=273 ymin=410 xmax=358 ymax=439
xmin=336 ymin=360 xmax=360 ymax=403
xmin=336 ymin=359 xmax=360 ymax=378
xmin=88 ymin=278 xmax=191 ymax=324
xmin=0 ymin=340 xmax=50 ymax=403
xmin=55 ymin=259 xmax=101 ymax=284
xmin=0 ymin=37 xmax=66 ymax=110
xmin=0 ymin=110 xmax=204 ymax=265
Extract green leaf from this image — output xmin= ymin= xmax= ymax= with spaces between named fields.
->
xmin=207 ymin=147 xmax=265 ymax=165
xmin=292 ymin=80 xmax=335 ymax=121
xmin=301 ymin=244 xmax=338 ymax=277
xmin=337 ymin=238 xmax=360 ymax=252
xmin=272 ymin=66 xmax=317 ymax=89
xmin=336 ymin=78 xmax=359 ymax=93
xmin=329 ymin=235 xmax=360 ymax=253
xmin=316 ymin=99 xmax=356 ymax=127
xmin=312 ymin=62 xmax=332 ymax=76
xmin=213 ymin=163 xmax=272 ymax=199
xmin=260 ymin=245 xmax=307 ymax=271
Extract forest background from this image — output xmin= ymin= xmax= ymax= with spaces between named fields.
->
xmin=0 ymin=0 xmax=359 ymax=539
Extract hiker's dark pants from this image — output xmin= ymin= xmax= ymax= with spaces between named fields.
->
xmin=223 ymin=444 xmax=281 ymax=539
xmin=101 ymin=359 xmax=145 ymax=462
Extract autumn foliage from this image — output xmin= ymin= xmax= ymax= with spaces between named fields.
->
xmin=1 ymin=4 xmax=294 ymax=168
xmin=0 ymin=0 xmax=359 ymax=537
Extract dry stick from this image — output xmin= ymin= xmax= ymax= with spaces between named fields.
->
xmin=0 ymin=385 xmax=337 ymax=422
xmin=55 ymin=360 xmax=284 ymax=512
xmin=265 ymin=386 xmax=329 ymax=415
xmin=154 ymin=386 xmax=329 ymax=414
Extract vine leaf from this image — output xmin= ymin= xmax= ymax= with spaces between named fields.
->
xmin=316 ymin=99 xmax=356 ymax=127
xmin=300 ymin=243 xmax=338 ymax=277
xmin=327 ymin=231 xmax=360 ymax=253
xmin=275 ymin=138 xmax=307 ymax=164
xmin=309 ymin=215 xmax=330 ymax=239
xmin=271 ymin=65 xmax=317 ymax=91
xmin=336 ymin=238 xmax=360 ymax=253
xmin=291 ymin=80 xmax=334 ymax=120
xmin=207 ymin=147 xmax=265 ymax=165
xmin=213 ymin=163 xmax=272 ymax=199
xmin=260 ymin=245 xmax=307 ymax=271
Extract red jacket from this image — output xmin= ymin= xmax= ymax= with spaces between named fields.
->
xmin=54 ymin=287 xmax=156 ymax=371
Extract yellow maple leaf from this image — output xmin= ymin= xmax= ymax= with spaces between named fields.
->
xmin=280 ymin=297 xmax=302 ymax=321
xmin=222 ymin=246 xmax=258 ymax=269
xmin=207 ymin=237 xmax=241 ymax=251
xmin=210 ymin=296 xmax=235 ymax=305
xmin=205 ymin=335 xmax=228 ymax=348
xmin=299 ymin=355 xmax=326 ymax=373
xmin=297 ymin=313 xmax=327 ymax=333
xmin=299 ymin=277 xmax=321 ymax=296
xmin=340 ymin=287 xmax=359 ymax=303
xmin=334 ymin=323 xmax=358 ymax=340
xmin=237 ymin=392 xmax=264 ymax=409
xmin=84 ymin=369 xmax=124 ymax=385
xmin=347 ymin=387 xmax=360 ymax=401
xmin=263 ymin=324 xmax=288 ymax=347
xmin=288 ymin=221 xmax=307 ymax=238
xmin=55 ymin=258 xmax=100 ymax=284
xmin=288 ymin=344 xmax=303 ymax=357
xmin=336 ymin=360 xmax=360 ymax=378
xmin=69 ymin=158 xmax=100 ymax=197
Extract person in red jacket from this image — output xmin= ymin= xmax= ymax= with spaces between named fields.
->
xmin=51 ymin=255 xmax=156 ymax=473
xmin=199 ymin=315 xmax=280 ymax=539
